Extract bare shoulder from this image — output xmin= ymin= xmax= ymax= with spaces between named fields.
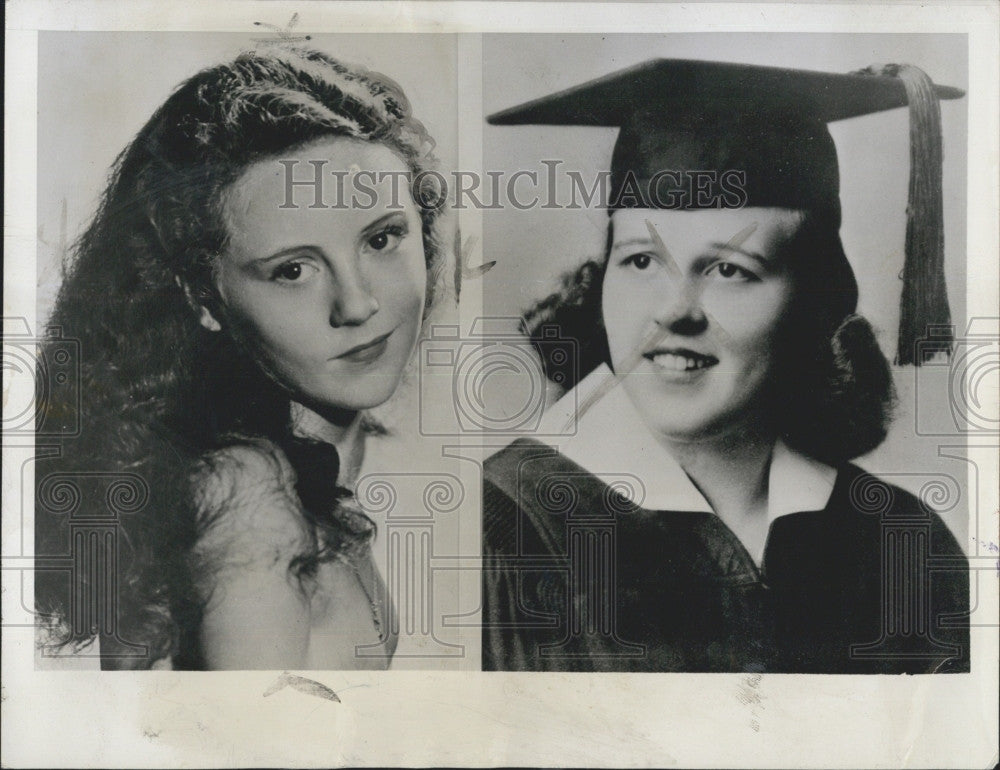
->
xmin=191 ymin=439 xmax=312 ymax=572
xmin=191 ymin=440 xmax=316 ymax=668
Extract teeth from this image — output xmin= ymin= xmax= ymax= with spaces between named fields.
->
xmin=650 ymin=353 xmax=712 ymax=372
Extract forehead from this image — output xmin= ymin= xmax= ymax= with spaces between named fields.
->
xmin=610 ymin=207 xmax=806 ymax=253
xmin=221 ymin=136 xmax=417 ymax=256
xmin=223 ymin=136 xmax=413 ymax=217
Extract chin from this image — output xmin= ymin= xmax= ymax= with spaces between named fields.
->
xmin=313 ymin=382 xmax=400 ymax=413
xmin=647 ymin=417 xmax=716 ymax=442
xmin=627 ymin=392 xmax=746 ymax=444
xmin=657 ymin=399 xmax=772 ymax=443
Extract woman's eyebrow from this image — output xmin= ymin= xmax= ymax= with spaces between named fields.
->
xmin=360 ymin=210 xmax=408 ymax=235
xmin=250 ymin=244 xmax=322 ymax=266
xmin=709 ymin=242 xmax=771 ymax=264
xmin=709 ymin=218 xmax=767 ymax=263
xmin=609 ymin=237 xmax=654 ymax=254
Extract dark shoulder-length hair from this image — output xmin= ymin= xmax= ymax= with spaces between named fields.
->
xmin=34 ymin=46 xmax=447 ymax=668
xmin=522 ymin=214 xmax=895 ymax=465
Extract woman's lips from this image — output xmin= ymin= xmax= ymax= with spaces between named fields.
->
xmin=335 ymin=330 xmax=393 ymax=364
xmin=643 ymin=348 xmax=719 ymax=373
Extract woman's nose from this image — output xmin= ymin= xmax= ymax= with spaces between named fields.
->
xmin=651 ymin=282 xmax=709 ymax=335
xmin=329 ymin=266 xmax=380 ymax=327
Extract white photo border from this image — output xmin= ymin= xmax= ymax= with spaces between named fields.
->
xmin=3 ymin=2 xmax=998 ymax=768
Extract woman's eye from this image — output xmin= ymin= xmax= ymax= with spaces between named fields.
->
xmin=366 ymin=225 xmax=405 ymax=252
xmin=622 ymin=253 xmax=654 ymax=270
xmin=271 ymin=261 xmax=316 ymax=282
xmin=706 ymin=261 xmax=756 ymax=281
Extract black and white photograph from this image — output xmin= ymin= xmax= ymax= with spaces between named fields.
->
xmin=28 ymin=31 xmax=474 ymax=672
xmin=479 ymin=33 xmax=973 ymax=674
xmin=2 ymin=2 xmax=998 ymax=768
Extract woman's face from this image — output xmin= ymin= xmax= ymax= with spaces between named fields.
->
xmin=602 ymin=207 xmax=802 ymax=443
xmin=209 ymin=137 xmax=428 ymax=414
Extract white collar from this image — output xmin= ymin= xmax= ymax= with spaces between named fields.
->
xmin=536 ymin=362 xmax=837 ymax=525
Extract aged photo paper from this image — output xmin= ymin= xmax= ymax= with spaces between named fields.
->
xmin=3 ymin=1 xmax=998 ymax=767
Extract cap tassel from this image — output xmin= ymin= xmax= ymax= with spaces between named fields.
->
xmin=856 ymin=63 xmax=953 ymax=365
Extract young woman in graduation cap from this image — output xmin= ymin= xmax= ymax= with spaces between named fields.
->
xmin=481 ymin=59 xmax=970 ymax=673
xmin=34 ymin=46 xmax=450 ymax=670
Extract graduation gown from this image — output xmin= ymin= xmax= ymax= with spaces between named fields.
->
xmin=481 ymin=368 xmax=970 ymax=674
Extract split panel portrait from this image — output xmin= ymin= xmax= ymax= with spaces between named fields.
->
xmin=479 ymin=33 xmax=971 ymax=674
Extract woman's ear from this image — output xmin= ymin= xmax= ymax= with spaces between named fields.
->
xmin=175 ymin=275 xmax=222 ymax=332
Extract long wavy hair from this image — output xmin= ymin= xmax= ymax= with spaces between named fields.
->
xmin=522 ymin=213 xmax=895 ymax=465
xmin=34 ymin=46 xmax=447 ymax=669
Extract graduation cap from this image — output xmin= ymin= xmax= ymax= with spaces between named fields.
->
xmin=488 ymin=59 xmax=964 ymax=364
